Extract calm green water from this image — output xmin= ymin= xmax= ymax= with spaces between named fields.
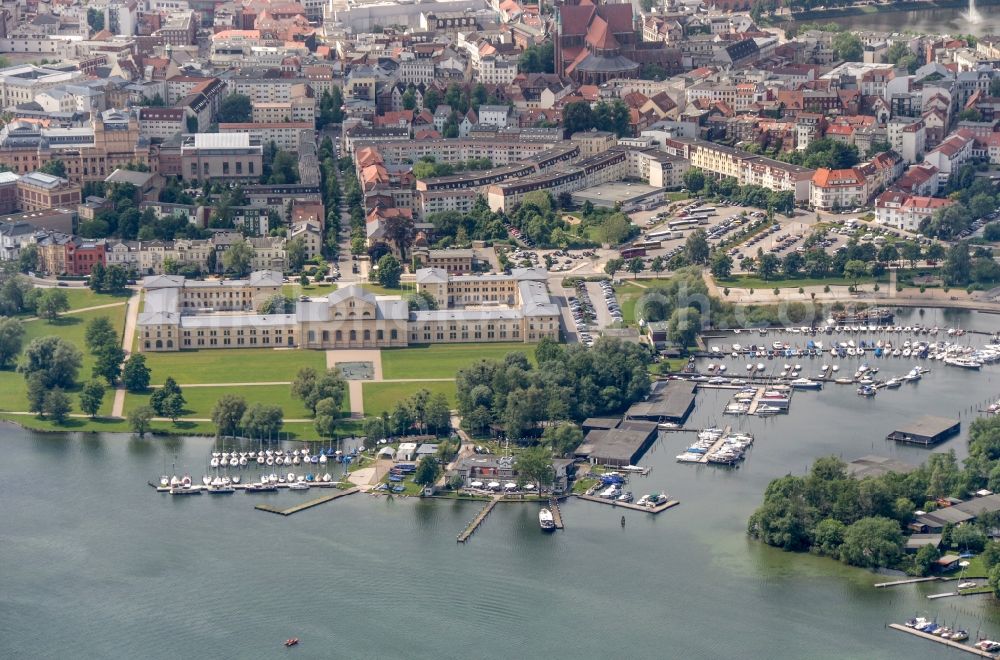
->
xmin=2 ymin=308 xmax=1000 ymax=659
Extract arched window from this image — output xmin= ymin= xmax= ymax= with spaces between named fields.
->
xmin=166 ymin=340 xmax=173 ymax=348
xmin=377 ymin=330 xmax=384 ymax=340
xmin=335 ymin=330 xmax=343 ymax=341
xmin=322 ymin=330 xmax=330 ymax=342
xmin=363 ymin=329 xmax=371 ymax=341
xmin=155 ymin=340 xmax=163 ymax=349
xmin=390 ymin=329 xmax=398 ymax=340
xmin=349 ymin=330 xmax=357 ymax=341
xmin=307 ymin=330 xmax=315 ymax=342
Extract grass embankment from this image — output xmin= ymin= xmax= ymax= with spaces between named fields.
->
xmin=718 ymin=274 xmax=885 ymax=290
xmin=380 ymin=343 xmax=537 ymax=379
xmin=363 ymin=381 xmax=456 ymax=416
xmin=124 ymin=384 xmax=319 ymax=419
xmin=139 ymin=348 xmax=327 ymax=385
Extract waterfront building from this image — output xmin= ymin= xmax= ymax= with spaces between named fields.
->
xmin=137 ymin=267 xmax=559 ymax=352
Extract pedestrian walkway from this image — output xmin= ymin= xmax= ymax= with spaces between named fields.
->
xmin=111 ymin=291 xmax=141 ymax=418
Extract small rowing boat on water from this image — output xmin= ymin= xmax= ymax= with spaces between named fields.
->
xmin=284 ymin=638 xmax=299 ymax=647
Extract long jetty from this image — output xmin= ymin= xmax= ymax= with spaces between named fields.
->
xmin=549 ymin=498 xmax=565 ymax=530
xmin=874 ymin=576 xmax=939 ymax=588
xmin=888 ymin=624 xmax=997 ymax=658
xmin=254 ymin=487 xmax=359 ymax=516
xmin=575 ymin=493 xmax=680 ymax=514
xmin=457 ymin=497 xmax=499 ymax=543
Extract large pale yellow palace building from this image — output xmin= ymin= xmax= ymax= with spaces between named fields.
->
xmin=137 ymin=268 xmax=559 ymax=352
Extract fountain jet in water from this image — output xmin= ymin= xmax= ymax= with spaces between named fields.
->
xmin=967 ymin=0 xmax=983 ymax=24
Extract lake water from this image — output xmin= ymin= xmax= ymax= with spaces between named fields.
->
xmin=3 ymin=307 xmax=1000 ymax=658
xmin=805 ymin=5 xmax=1000 ymax=37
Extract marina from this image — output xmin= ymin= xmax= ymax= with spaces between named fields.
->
xmin=889 ymin=624 xmax=997 ymax=658
xmin=675 ymin=426 xmax=755 ymax=466
xmin=4 ymin=306 xmax=1000 ymax=659
xmin=254 ymin=488 xmax=360 ymax=516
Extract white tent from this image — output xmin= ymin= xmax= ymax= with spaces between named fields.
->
xmin=377 ymin=446 xmax=396 ymax=458
xmin=397 ymin=442 xmax=418 ymax=461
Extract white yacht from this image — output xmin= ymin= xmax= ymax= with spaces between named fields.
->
xmin=539 ymin=508 xmax=556 ymax=531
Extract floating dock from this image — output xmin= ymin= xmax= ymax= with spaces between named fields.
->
xmin=457 ymin=497 xmax=499 ymax=543
xmin=746 ymin=388 xmax=765 ymax=415
xmin=874 ymin=577 xmax=939 ymax=588
xmin=888 ymin=624 xmax=997 ymax=658
xmin=575 ymin=493 xmax=680 ymax=514
xmin=254 ymin=487 xmax=359 ymax=515
xmin=698 ymin=425 xmax=732 ymax=464
xmin=549 ymin=498 xmax=565 ymax=530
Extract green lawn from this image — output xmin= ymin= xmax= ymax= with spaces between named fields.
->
xmin=361 ymin=282 xmax=416 ymax=296
xmin=0 ymin=306 xmax=127 ymax=415
xmin=124 ymin=384 xmax=324 ymax=419
xmin=282 ymin=282 xmax=340 ymax=298
xmin=363 ymin=381 xmax=456 ymax=416
xmin=52 ymin=287 xmax=130 ymax=311
xmin=719 ymin=274 xmax=885 ymax=290
xmin=614 ymin=280 xmax=675 ymax=326
xmin=380 ymin=343 xmax=537 ymax=379
xmin=139 ymin=348 xmax=327 ymax=385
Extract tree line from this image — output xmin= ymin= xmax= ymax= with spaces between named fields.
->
xmin=748 ymin=417 xmax=1000 ymax=575
xmin=455 ymin=338 xmax=651 ymax=441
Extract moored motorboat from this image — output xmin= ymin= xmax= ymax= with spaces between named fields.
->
xmin=539 ymin=508 xmax=556 ymax=530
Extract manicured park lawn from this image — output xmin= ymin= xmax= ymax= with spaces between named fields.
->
xmin=58 ymin=287 xmax=130 ymax=311
xmin=139 ymin=348 xmax=327 ymax=385
xmin=124 ymin=384 xmax=319 ymax=420
xmin=281 ymin=282 xmax=340 ymax=298
xmin=0 ymin=306 xmax=126 ymax=415
xmin=363 ymin=381 xmax=456 ymax=416
xmin=361 ymin=282 xmax=416 ymax=296
xmin=380 ymin=343 xmax=536 ymax=379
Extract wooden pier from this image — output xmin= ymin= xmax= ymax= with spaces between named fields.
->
xmin=549 ymin=498 xmax=565 ymax=530
xmin=457 ymin=497 xmax=499 ymax=543
xmin=746 ymin=388 xmax=765 ymax=415
xmin=254 ymin=487 xmax=359 ymax=516
xmin=575 ymin=493 xmax=680 ymax=514
xmin=698 ymin=425 xmax=732 ymax=464
xmin=874 ymin=576 xmax=939 ymax=588
xmin=888 ymin=624 xmax=997 ymax=658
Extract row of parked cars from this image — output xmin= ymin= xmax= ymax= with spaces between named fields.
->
xmin=597 ymin=280 xmax=624 ymax=326
xmin=505 ymin=223 xmax=534 ymax=247
xmin=706 ymin=216 xmax=749 ymax=242
xmin=745 ymin=223 xmax=782 ymax=247
xmin=569 ymin=282 xmax=596 ymax=347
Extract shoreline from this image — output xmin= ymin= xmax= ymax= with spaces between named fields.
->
xmin=778 ymin=0 xmax=1000 ymax=22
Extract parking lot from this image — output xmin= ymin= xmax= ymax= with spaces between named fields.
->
xmin=585 ymin=280 xmax=623 ymax=329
